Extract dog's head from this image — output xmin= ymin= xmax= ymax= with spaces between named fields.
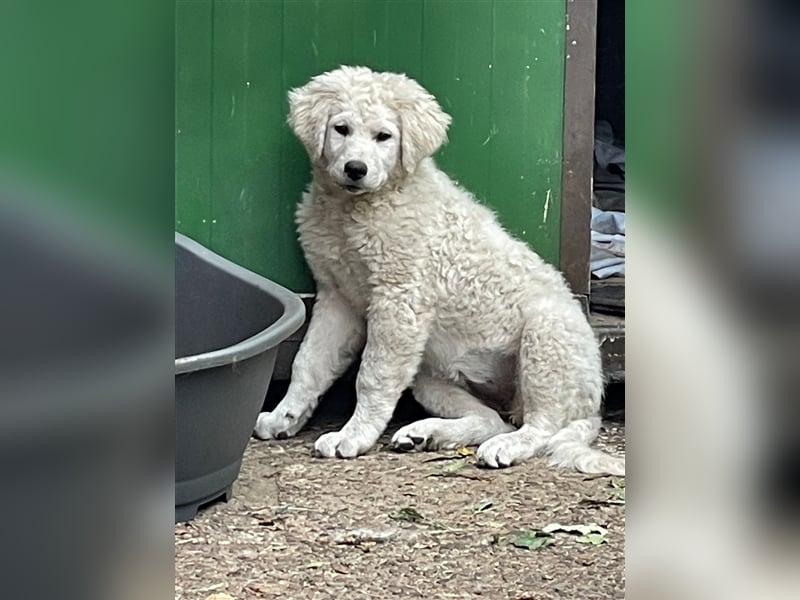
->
xmin=288 ymin=66 xmax=451 ymax=195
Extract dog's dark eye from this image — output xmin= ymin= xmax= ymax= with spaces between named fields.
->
xmin=375 ymin=131 xmax=392 ymax=142
xmin=334 ymin=124 xmax=350 ymax=136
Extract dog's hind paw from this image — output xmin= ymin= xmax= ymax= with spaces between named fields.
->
xmin=390 ymin=420 xmax=459 ymax=452
xmin=476 ymin=431 xmax=542 ymax=469
xmin=390 ymin=433 xmax=431 ymax=452
xmin=391 ymin=417 xmax=515 ymax=453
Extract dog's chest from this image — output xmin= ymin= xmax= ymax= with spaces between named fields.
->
xmin=297 ymin=198 xmax=375 ymax=312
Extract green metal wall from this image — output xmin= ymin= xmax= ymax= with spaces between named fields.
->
xmin=176 ymin=0 xmax=566 ymax=293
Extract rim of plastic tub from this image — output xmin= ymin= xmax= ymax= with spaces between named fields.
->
xmin=175 ymin=232 xmax=306 ymax=375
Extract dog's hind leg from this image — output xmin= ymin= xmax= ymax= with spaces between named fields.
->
xmin=476 ymin=305 xmax=607 ymax=470
xmin=390 ymin=374 xmax=515 ymax=451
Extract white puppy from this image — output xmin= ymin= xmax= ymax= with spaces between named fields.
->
xmin=254 ymin=66 xmax=623 ymax=475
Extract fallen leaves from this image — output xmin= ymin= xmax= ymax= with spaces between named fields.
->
xmin=441 ymin=458 xmax=467 ymax=474
xmin=387 ymin=507 xmax=459 ymax=532
xmin=388 ymin=507 xmax=425 ymax=523
xmin=510 ymin=530 xmax=554 ymax=550
xmin=495 ymin=522 xmax=610 ymax=550
xmin=333 ymin=528 xmax=398 ymax=545
xmin=473 ymin=498 xmax=494 ymax=513
xmin=609 ymin=478 xmax=626 ymax=502
xmin=542 ymin=522 xmax=609 ymax=545
xmin=426 ymin=456 xmax=485 ymax=480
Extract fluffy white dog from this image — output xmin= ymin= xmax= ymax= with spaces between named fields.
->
xmin=254 ymin=66 xmax=624 ymax=475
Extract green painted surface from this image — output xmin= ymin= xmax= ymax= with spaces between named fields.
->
xmin=176 ymin=0 xmax=566 ymax=293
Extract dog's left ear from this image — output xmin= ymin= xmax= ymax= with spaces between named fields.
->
xmin=394 ymin=77 xmax=452 ymax=173
xmin=287 ymin=79 xmax=337 ymax=159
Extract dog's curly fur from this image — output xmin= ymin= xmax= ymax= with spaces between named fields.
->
xmin=254 ymin=66 xmax=623 ymax=475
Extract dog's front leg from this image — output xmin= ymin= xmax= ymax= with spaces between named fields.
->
xmin=314 ymin=293 xmax=431 ymax=458
xmin=254 ymin=287 xmax=365 ymax=440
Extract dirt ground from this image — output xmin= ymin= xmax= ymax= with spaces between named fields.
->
xmin=174 ymin=392 xmax=625 ymax=600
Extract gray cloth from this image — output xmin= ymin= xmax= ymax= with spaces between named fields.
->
xmin=594 ymin=120 xmax=625 ymax=173
xmin=590 ymin=208 xmax=625 ymax=279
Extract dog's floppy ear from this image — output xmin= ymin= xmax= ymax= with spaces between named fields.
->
xmin=287 ymin=78 xmax=339 ymax=159
xmin=394 ymin=76 xmax=452 ymax=173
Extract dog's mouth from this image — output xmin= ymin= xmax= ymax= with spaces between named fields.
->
xmin=340 ymin=183 xmax=367 ymax=194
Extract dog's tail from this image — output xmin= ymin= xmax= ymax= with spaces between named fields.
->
xmin=544 ymin=417 xmax=625 ymax=476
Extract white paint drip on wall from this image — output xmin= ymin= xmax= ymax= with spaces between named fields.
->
xmin=482 ymin=123 xmax=499 ymax=146
xmin=543 ymin=189 xmax=552 ymax=223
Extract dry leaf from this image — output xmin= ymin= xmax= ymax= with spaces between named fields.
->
xmin=389 ymin=507 xmax=425 ymax=523
xmin=510 ymin=530 xmax=553 ymax=550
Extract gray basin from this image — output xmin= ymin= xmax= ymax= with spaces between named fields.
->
xmin=175 ymin=233 xmax=304 ymax=522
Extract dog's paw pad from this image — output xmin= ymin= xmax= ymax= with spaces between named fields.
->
xmin=390 ymin=431 xmax=428 ymax=452
xmin=391 ymin=420 xmax=450 ymax=452
xmin=391 ymin=437 xmax=417 ymax=452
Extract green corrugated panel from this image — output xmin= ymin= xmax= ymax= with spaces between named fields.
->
xmin=176 ymin=0 xmax=212 ymax=247
xmin=176 ymin=0 xmax=566 ymax=293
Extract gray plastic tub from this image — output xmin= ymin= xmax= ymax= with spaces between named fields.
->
xmin=175 ymin=233 xmax=304 ymax=522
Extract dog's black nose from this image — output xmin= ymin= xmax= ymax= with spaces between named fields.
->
xmin=344 ymin=160 xmax=368 ymax=181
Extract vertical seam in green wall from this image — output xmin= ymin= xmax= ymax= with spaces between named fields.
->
xmin=419 ymin=0 xmax=425 ymax=80
xmin=351 ymin=0 xmax=356 ymax=67
xmin=279 ymin=0 xmax=287 ymax=289
xmin=173 ymin=1 xmax=178 ymax=222
xmin=383 ymin=1 xmax=389 ymax=67
xmin=207 ymin=0 xmax=216 ymax=245
xmin=489 ymin=0 xmax=496 ymax=205
xmin=557 ymin=0 xmax=569 ymax=267
xmin=244 ymin=1 xmax=252 ymax=267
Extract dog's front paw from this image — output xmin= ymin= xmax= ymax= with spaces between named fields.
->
xmin=253 ymin=410 xmax=305 ymax=441
xmin=313 ymin=429 xmax=376 ymax=459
